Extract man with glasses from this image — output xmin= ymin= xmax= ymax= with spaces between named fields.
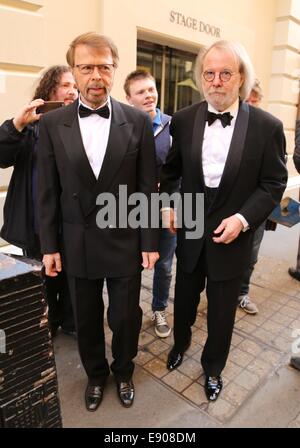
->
xmin=37 ymin=33 xmax=159 ymax=411
xmin=160 ymin=40 xmax=287 ymax=402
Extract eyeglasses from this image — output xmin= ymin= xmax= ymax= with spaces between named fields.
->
xmin=75 ymin=64 xmax=115 ymax=75
xmin=203 ymin=70 xmax=235 ymax=82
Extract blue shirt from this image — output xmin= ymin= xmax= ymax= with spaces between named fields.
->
xmin=152 ymin=108 xmax=162 ymax=135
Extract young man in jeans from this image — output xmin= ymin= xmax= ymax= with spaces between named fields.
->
xmin=124 ymin=70 xmax=177 ymax=337
xmin=237 ymin=80 xmax=263 ymax=315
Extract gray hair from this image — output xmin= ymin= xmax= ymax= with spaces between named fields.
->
xmin=194 ymin=40 xmax=255 ymax=100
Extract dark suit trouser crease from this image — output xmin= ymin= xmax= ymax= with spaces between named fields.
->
xmin=68 ymin=274 xmax=142 ymax=384
xmin=174 ymin=251 xmax=243 ymax=377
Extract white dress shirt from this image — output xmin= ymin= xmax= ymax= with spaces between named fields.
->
xmin=202 ymin=99 xmax=239 ymax=188
xmin=78 ymin=95 xmax=112 ymax=179
xmin=202 ymin=98 xmax=248 ymax=230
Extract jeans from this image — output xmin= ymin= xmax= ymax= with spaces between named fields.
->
xmin=240 ymin=221 xmax=265 ymax=296
xmin=152 ymin=228 xmax=177 ymax=311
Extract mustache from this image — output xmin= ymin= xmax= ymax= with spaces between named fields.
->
xmin=88 ymin=84 xmax=107 ymax=90
xmin=209 ymin=90 xmax=226 ymax=94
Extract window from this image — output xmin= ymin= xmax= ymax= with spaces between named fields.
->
xmin=137 ymin=40 xmax=201 ymax=115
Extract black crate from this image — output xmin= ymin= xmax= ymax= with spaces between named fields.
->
xmin=0 ymin=254 xmax=62 ymax=428
xmin=0 ymin=382 xmax=62 ymax=428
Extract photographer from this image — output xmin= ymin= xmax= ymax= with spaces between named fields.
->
xmin=0 ymin=65 xmax=78 ymax=337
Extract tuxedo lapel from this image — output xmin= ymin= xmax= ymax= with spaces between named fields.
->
xmin=191 ymin=102 xmax=207 ymax=192
xmin=58 ymin=100 xmax=96 ymax=192
xmin=208 ymin=101 xmax=249 ymax=214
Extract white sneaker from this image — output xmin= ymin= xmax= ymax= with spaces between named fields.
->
xmin=152 ymin=311 xmax=171 ymax=338
xmin=238 ymin=295 xmax=259 ymax=314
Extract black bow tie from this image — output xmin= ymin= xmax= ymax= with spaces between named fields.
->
xmin=78 ymin=103 xmax=110 ymax=119
xmin=206 ymin=111 xmax=233 ymax=128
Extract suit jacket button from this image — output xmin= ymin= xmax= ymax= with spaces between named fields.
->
xmin=73 ymin=193 xmax=78 ymax=199
xmin=85 ymin=223 xmax=89 ymax=228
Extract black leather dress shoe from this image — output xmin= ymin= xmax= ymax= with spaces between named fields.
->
xmin=167 ymin=349 xmax=184 ymax=370
xmin=204 ymin=375 xmax=223 ymax=402
xmin=288 ymin=267 xmax=300 ymax=282
xmin=116 ymin=379 xmax=135 ymax=408
xmin=85 ymin=383 xmax=105 ymax=412
xmin=167 ymin=341 xmax=191 ymax=371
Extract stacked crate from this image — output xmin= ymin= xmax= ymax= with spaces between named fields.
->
xmin=0 ymin=254 xmax=62 ymax=428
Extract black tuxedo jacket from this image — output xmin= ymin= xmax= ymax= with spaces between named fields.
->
xmin=160 ymin=100 xmax=287 ymax=281
xmin=37 ymin=98 xmax=158 ymax=279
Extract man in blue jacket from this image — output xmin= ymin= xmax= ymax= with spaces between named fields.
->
xmin=124 ymin=70 xmax=176 ymax=338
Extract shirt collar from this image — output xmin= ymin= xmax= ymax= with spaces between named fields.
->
xmin=207 ymin=98 xmax=239 ymax=119
xmin=152 ymin=108 xmax=162 ymax=127
xmin=78 ymin=95 xmax=111 ymax=112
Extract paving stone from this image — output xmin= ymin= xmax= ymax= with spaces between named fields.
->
xmin=143 ymin=358 xmax=168 ymax=378
xmin=140 ymin=301 xmax=152 ymax=313
xmin=234 ymin=370 xmax=260 ymax=390
xmin=262 ymin=320 xmax=285 ymax=335
xmin=178 ymin=358 xmax=203 ymax=380
xmin=238 ymin=340 xmax=262 ymax=356
xmin=206 ymin=398 xmax=236 ymax=422
xmin=223 ymin=360 xmax=243 ymax=380
xmin=246 ymin=358 xmax=271 ymax=379
xmin=287 ymin=299 xmax=300 ymax=311
xmin=287 ymin=413 xmax=300 ymax=428
xmin=135 ymin=349 xmax=154 ymax=366
xmin=271 ymin=312 xmax=294 ymax=326
xmin=158 ymin=350 xmax=169 ymax=363
xmin=182 ymin=382 xmax=207 ymax=405
xmin=193 ymin=329 xmax=207 ymax=345
xmin=271 ymin=293 xmax=291 ymax=305
xmin=258 ymin=310 xmax=276 ymax=321
xmin=242 ymin=314 xmax=266 ymax=327
xmin=147 ymin=339 xmax=170 ymax=356
xmin=186 ymin=340 xmax=202 ymax=356
xmin=222 ymin=382 xmax=249 ymax=407
xmin=229 ymin=348 xmax=254 ymax=368
xmin=258 ymin=349 xmax=282 ymax=366
xmin=162 ymin=370 xmax=193 ymax=392
xmin=272 ymin=336 xmax=291 ymax=352
xmin=231 ymin=333 xmax=244 ymax=347
xmin=234 ymin=319 xmax=257 ymax=334
xmin=139 ymin=331 xmax=155 ymax=347
xmin=289 ymin=319 xmax=300 ymax=330
xmin=253 ymin=327 xmax=273 ymax=344
xmin=284 ymin=306 xmax=300 ymax=319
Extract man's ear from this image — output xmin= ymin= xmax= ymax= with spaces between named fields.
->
xmin=126 ymin=95 xmax=132 ymax=105
xmin=239 ymin=72 xmax=245 ymax=88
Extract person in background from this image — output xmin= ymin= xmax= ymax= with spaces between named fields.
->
xmin=237 ymin=79 xmax=263 ymax=315
xmin=0 ymin=65 xmax=78 ymax=338
xmin=124 ymin=69 xmax=176 ymax=338
xmin=288 ymin=102 xmax=300 ymax=282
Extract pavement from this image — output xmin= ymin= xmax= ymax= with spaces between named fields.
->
xmin=49 ymin=223 xmax=300 ymax=429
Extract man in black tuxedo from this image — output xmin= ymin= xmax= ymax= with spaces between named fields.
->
xmin=160 ymin=40 xmax=287 ymax=402
xmin=37 ymin=33 xmax=159 ymax=411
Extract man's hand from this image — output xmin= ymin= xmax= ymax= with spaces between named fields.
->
xmin=161 ymin=208 xmax=177 ymax=234
xmin=141 ymin=252 xmax=160 ymax=270
xmin=42 ymin=253 xmax=62 ymax=277
xmin=213 ymin=215 xmax=244 ymax=244
xmin=13 ymin=99 xmax=44 ymax=132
